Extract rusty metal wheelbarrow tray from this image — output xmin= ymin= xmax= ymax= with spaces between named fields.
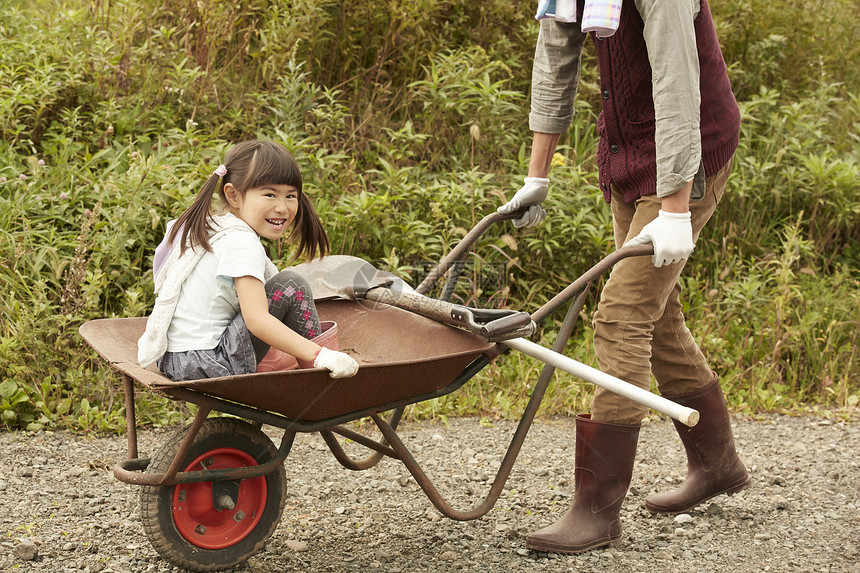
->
xmin=79 ymin=299 xmax=494 ymax=425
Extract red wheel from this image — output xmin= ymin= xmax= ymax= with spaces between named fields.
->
xmin=140 ymin=418 xmax=287 ymax=572
xmin=172 ymin=447 xmax=268 ymax=550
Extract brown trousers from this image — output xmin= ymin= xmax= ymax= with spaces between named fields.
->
xmin=591 ymin=158 xmax=733 ymax=425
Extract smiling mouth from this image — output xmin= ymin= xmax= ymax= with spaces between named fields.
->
xmin=266 ymin=218 xmax=286 ymax=228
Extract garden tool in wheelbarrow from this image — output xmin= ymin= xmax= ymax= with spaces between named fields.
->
xmin=292 ymin=255 xmax=699 ymax=427
xmin=291 ymin=255 xmax=537 ymax=342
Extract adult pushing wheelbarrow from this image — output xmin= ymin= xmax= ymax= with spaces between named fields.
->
xmin=79 ymin=96 xmax=747 ymax=569
xmin=496 ymin=0 xmax=751 ymax=554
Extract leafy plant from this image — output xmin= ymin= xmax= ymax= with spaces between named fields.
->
xmin=0 ymin=0 xmax=857 ymax=431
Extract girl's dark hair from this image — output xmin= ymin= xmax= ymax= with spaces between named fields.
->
xmin=168 ymin=140 xmax=329 ymax=262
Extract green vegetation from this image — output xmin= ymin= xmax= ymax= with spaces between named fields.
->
xmin=1 ymin=0 xmax=857 ymax=432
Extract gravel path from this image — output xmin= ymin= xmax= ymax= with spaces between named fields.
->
xmin=1 ymin=413 xmax=858 ymax=573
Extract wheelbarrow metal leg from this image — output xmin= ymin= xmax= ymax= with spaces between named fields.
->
xmin=321 ymin=406 xmax=404 ymax=470
xmin=368 ymin=295 xmax=588 ymax=522
xmin=370 ymin=411 xmax=499 ymax=521
xmin=122 ymin=375 xmax=138 ymax=460
xmin=497 ymin=290 xmax=588 ymax=481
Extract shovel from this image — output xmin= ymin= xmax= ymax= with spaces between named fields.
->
xmin=291 ymin=255 xmax=536 ymax=342
xmin=292 ymin=255 xmax=699 ymax=427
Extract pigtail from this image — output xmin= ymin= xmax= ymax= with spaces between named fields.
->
xmin=168 ymin=172 xmax=221 ymax=254
xmin=289 ymin=192 xmax=330 ymax=262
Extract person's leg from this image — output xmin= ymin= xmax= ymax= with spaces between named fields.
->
xmin=528 ymin=186 xmax=667 ymax=554
xmin=645 ymin=157 xmax=750 ymax=513
xmin=644 ymin=376 xmax=750 ymax=513
xmin=249 ymin=270 xmax=322 ymax=361
xmin=590 ymin=186 xmax=688 ymax=425
xmin=649 ymin=157 xmax=733 ymax=395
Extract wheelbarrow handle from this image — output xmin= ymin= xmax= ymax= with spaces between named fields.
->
xmin=501 ymin=337 xmax=700 ymax=427
xmin=415 ymin=209 xmax=529 ymax=295
xmin=530 ymin=243 xmax=654 ymax=325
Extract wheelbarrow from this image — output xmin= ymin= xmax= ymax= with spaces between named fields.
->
xmin=78 ymin=209 xmax=698 ymax=572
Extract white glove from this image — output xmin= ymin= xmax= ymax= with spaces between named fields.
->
xmin=625 ymin=210 xmax=695 ymax=268
xmin=313 ymin=347 xmax=359 ymax=378
xmin=497 ymin=177 xmax=549 ymax=228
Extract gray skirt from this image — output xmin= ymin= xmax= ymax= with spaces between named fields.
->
xmin=157 ymin=309 xmax=258 ymax=381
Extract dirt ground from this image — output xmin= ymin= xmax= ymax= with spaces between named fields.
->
xmin=1 ymin=413 xmax=858 ymax=572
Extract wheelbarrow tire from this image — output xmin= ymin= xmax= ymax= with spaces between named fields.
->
xmin=140 ymin=418 xmax=287 ymax=572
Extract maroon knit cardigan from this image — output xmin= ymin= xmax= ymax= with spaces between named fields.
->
xmin=589 ymin=0 xmax=740 ymax=203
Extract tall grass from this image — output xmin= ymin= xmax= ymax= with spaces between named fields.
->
xmin=0 ymin=0 xmax=857 ymax=431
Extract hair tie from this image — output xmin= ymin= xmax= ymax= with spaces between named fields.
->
xmin=213 ymin=165 xmax=227 ymax=178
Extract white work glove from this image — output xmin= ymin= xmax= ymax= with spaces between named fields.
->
xmin=625 ymin=210 xmax=695 ymax=268
xmin=313 ymin=347 xmax=359 ymax=378
xmin=497 ymin=177 xmax=549 ymax=228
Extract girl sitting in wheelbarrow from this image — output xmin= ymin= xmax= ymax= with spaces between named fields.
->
xmin=137 ymin=139 xmax=359 ymax=381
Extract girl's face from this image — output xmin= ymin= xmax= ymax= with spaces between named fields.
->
xmin=224 ymin=183 xmax=299 ymax=240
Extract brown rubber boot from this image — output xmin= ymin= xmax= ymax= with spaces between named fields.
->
xmin=645 ymin=376 xmax=750 ymax=514
xmin=526 ymin=414 xmax=639 ymax=554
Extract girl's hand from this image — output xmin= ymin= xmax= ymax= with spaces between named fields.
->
xmin=313 ymin=347 xmax=359 ymax=378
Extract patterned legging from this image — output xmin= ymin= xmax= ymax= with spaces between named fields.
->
xmin=249 ymin=270 xmax=322 ymax=361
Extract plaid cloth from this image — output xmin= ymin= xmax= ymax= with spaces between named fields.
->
xmin=582 ymin=0 xmax=622 ymax=38
xmin=536 ymin=0 xmax=622 ymax=38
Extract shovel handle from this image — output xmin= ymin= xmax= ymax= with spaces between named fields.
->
xmin=364 ymin=288 xmax=456 ymax=323
xmin=416 ymin=210 xmax=528 ymax=295
xmin=364 ymin=288 xmax=536 ymax=341
xmin=479 ymin=312 xmax=534 ymax=339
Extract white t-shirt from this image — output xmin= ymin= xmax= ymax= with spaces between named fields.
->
xmin=166 ymin=228 xmax=269 ymax=352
